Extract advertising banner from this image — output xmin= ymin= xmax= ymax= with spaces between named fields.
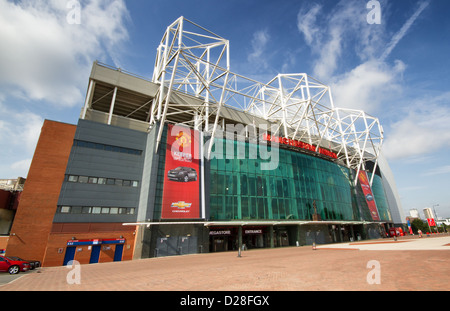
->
xmin=358 ymin=170 xmax=381 ymax=221
xmin=161 ymin=124 xmax=201 ymax=219
xmin=407 ymin=219 xmax=413 ymax=234
xmin=427 ymin=218 xmax=436 ymax=227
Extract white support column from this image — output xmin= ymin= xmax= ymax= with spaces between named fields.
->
xmin=208 ymin=71 xmax=229 ymax=158
xmin=108 ymin=87 xmax=118 ymax=125
xmin=81 ymin=80 xmax=95 ymax=119
xmin=200 ymin=131 xmax=206 ymax=219
xmin=156 ymin=53 xmax=181 ymax=153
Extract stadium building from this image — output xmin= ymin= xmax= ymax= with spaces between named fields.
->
xmin=6 ymin=17 xmax=404 ymax=266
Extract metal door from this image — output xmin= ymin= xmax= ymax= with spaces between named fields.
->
xmin=113 ymin=244 xmax=124 ymax=262
xmin=63 ymin=247 xmax=76 ymax=266
xmin=89 ymin=245 xmax=101 ymax=264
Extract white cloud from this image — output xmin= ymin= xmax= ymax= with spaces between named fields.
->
xmin=331 ymin=60 xmax=406 ymax=113
xmin=380 ymin=0 xmax=430 ymax=62
xmin=296 ymin=0 xmax=385 ymax=81
xmin=296 ymin=3 xmax=322 ymax=46
xmin=11 ymin=159 xmax=33 ymax=177
xmin=294 ymin=0 xmax=432 ymax=121
xmin=247 ymin=29 xmax=271 ymax=72
xmin=422 ymin=165 xmax=450 ymax=177
xmin=383 ymin=93 xmax=450 ymax=160
xmin=0 ymin=101 xmax=44 ymax=178
xmin=0 ymin=0 xmax=130 ymax=107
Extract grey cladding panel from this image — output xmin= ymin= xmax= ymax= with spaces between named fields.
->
xmin=56 ymin=119 xmax=149 ymax=223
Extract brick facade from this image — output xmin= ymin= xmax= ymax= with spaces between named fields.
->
xmin=6 ymin=120 xmax=77 ymax=265
xmin=44 ymin=223 xmax=137 ymax=266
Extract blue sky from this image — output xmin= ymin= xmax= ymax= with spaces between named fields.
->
xmin=1 ymin=0 xmax=449 ymax=218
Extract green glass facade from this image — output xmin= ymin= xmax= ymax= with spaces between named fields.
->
xmin=209 ymin=138 xmax=389 ymax=223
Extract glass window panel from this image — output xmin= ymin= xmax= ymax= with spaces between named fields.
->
xmin=110 ymin=207 xmax=119 ymax=214
xmin=68 ymin=175 xmax=78 ymax=182
xmin=217 ymin=173 xmax=225 ymax=194
xmin=272 ymin=199 xmax=279 ymax=219
xmin=250 ymin=197 xmax=257 ymax=218
xmin=278 ymin=199 xmax=285 ymax=219
xmin=101 ymin=207 xmax=110 ymax=214
xmin=88 ymin=177 xmax=98 ymax=184
xmin=71 ymin=206 xmax=81 ymax=214
xmin=106 ymin=178 xmax=115 ymax=185
xmin=82 ymin=206 xmax=92 ymax=214
xmin=123 ymin=180 xmax=131 ymax=187
xmin=60 ymin=206 xmax=71 ymax=213
xmin=78 ymin=176 xmax=88 ymax=183
xmin=241 ymin=196 xmax=249 ymax=219
xmin=93 ymin=143 xmax=102 ymax=150
xmin=257 ymin=198 xmax=265 ymax=219
xmin=240 ymin=174 xmax=247 ymax=194
xmin=92 ymin=207 xmax=101 ymax=214
xmin=248 ymin=176 xmax=256 ymax=196
xmin=97 ymin=178 xmax=106 ymax=185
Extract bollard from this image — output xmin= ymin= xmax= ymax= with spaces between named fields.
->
xmin=312 ymin=242 xmax=317 ymax=250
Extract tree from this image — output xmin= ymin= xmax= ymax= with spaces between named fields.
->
xmin=411 ymin=218 xmax=429 ymax=234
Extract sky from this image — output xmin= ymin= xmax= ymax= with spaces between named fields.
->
xmin=1 ymin=0 xmax=449 ymax=219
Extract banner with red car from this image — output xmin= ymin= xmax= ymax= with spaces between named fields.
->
xmin=161 ymin=124 xmax=201 ymax=219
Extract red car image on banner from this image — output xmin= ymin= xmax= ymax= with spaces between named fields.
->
xmin=161 ymin=124 xmax=200 ymax=219
xmin=358 ymin=170 xmax=380 ymax=221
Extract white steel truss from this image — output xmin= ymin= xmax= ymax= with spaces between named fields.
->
xmin=150 ymin=17 xmax=384 ymax=186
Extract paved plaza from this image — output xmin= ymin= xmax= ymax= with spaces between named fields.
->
xmin=1 ymin=235 xmax=449 ymax=292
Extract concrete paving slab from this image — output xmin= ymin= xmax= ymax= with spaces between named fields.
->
xmin=1 ymin=235 xmax=449 ymax=292
xmin=317 ymin=236 xmax=450 ymax=251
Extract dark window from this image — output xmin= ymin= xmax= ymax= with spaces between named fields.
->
xmin=78 ymin=176 xmax=88 ymax=183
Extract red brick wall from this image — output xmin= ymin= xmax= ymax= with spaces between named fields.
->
xmin=6 ymin=120 xmax=76 ymax=263
xmin=0 ymin=236 xmax=8 ymax=250
xmin=44 ymin=223 xmax=137 ymax=267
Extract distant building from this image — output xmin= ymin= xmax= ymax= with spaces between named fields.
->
xmin=409 ymin=209 xmax=420 ymax=219
xmin=423 ymin=208 xmax=435 ymax=220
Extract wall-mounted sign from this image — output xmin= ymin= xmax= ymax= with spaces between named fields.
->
xmin=244 ymin=229 xmax=263 ymax=235
xmin=262 ymin=133 xmax=338 ymax=159
xmin=67 ymin=238 xmax=125 ymax=246
xmin=209 ymin=230 xmax=232 ymax=236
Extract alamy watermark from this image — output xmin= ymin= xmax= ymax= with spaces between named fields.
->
xmin=367 ymin=0 xmax=382 ymax=25
xmin=66 ymin=260 xmax=81 ymax=285
xmin=66 ymin=0 xmax=81 ymax=25
xmin=169 ymin=123 xmax=280 ymax=171
xmin=366 ymin=260 xmax=381 ymax=285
